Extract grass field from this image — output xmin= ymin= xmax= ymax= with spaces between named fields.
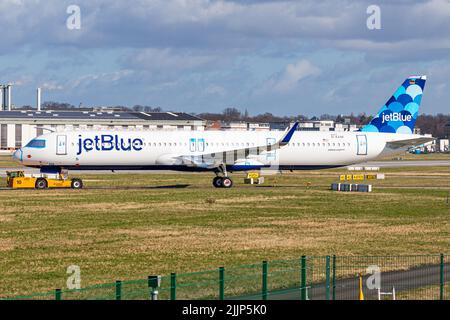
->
xmin=0 ymin=153 xmax=18 ymax=168
xmin=0 ymin=164 xmax=449 ymax=298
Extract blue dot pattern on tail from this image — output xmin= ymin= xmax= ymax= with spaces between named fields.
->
xmin=361 ymin=76 xmax=426 ymax=134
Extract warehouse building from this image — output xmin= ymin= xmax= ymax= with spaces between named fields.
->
xmin=0 ymin=110 xmax=206 ymax=151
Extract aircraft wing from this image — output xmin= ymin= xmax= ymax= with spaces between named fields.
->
xmin=386 ymin=137 xmax=435 ymax=149
xmin=173 ymin=122 xmax=299 ymax=169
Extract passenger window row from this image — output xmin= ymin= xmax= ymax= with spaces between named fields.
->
xmin=287 ymin=142 xmax=351 ymax=147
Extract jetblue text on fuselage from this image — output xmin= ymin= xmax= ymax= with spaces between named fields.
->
xmin=382 ymin=112 xmax=412 ymax=124
xmin=77 ymin=135 xmax=144 ymax=155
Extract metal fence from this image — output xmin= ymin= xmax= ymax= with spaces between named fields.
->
xmin=4 ymin=254 xmax=448 ymax=300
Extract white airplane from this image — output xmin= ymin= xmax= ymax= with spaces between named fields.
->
xmin=13 ymin=76 xmax=433 ymax=188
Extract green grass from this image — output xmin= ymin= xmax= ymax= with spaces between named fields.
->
xmin=0 ymin=154 xmax=22 ymax=168
xmin=0 ymin=167 xmax=449 ymax=298
xmin=396 ymin=284 xmax=450 ymax=300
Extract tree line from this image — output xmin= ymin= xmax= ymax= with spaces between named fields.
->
xmin=198 ymin=107 xmax=449 ymax=138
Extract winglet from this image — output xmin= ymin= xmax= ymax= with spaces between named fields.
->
xmin=280 ymin=122 xmax=299 ymax=146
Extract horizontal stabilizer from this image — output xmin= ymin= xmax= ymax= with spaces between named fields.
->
xmin=386 ymin=137 xmax=434 ymax=149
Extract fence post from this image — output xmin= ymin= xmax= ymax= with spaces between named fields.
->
xmin=332 ymin=255 xmax=336 ymax=300
xmin=325 ymin=256 xmax=331 ymax=300
xmin=440 ymin=253 xmax=444 ymax=301
xmin=171 ymin=273 xmax=177 ymax=301
xmin=219 ymin=267 xmax=225 ymax=300
xmin=55 ymin=288 xmax=62 ymax=300
xmin=301 ymin=256 xmax=307 ymax=300
xmin=115 ymin=280 xmax=122 ymax=300
xmin=262 ymin=261 xmax=268 ymax=300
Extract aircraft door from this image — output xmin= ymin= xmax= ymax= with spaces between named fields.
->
xmin=189 ymin=138 xmax=196 ymax=152
xmin=356 ymin=135 xmax=368 ymax=156
xmin=56 ymin=135 xmax=67 ymax=155
xmin=198 ymin=138 xmax=205 ymax=152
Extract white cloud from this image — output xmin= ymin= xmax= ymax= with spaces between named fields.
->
xmin=262 ymin=59 xmax=321 ymax=93
xmin=70 ymin=69 xmax=135 ymax=90
xmin=41 ymin=81 xmax=64 ymax=91
xmin=2 ymin=0 xmax=450 ymax=114
xmin=204 ymin=84 xmax=227 ymax=96
xmin=121 ymin=48 xmax=220 ymax=73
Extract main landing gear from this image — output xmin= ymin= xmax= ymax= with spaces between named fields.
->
xmin=212 ymin=176 xmax=233 ymax=188
xmin=212 ymin=165 xmax=233 ymax=188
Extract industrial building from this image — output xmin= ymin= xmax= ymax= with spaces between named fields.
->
xmin=0 ymin=85 xmax=206 ymax=151
xmin=0 ymin=110 xmax=206 ymax=151
xmin=217 ymin=120 xmax=358 ymax=132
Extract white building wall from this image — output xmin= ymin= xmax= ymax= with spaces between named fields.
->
xmin=439 ymin=139 xmax=449 ymax=152
xmin=7 ymin=124 xmax=15 ymax=149
xmin=21 ymin=124 xmax=36 ymax=147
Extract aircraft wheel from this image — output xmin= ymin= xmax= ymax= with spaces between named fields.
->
xmin=71 ymin=178 xmax=83 ymax=189
xmin=213 ymin=177 xmax=223 ymax=188
xmin=222 ymin=177 xmax=233 ymax=188
xmin=35 ymin=178 xmax=48 ymax=190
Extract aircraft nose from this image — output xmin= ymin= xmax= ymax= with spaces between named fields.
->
xmin=12 ymin=149 xmax=23 ymax=163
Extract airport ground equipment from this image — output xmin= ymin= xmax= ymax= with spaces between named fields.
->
xmin=244 ymin=172 xmax=265 ymax=185
xmin=5 ymin=170 xmax=83 ymax=189
xmin=331 ymin=183 xmax=372 ymax=192
xmin=339 ymin=174 xmax=385 ymax=181
xmin=348 ymin=166 xmax=380 ymax=171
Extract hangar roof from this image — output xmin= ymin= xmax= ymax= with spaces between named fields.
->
xmin=0 ymin=110 xmax=204 ymax=122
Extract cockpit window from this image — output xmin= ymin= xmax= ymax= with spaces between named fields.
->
xmin=26 ymin=139 xmax=46 ymax=148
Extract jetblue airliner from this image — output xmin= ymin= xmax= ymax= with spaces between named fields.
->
xmin=13 ymin=76 xmax=433 ymax=188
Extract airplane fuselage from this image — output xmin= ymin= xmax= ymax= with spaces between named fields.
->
xmin=14 ymin=129 xmax=419 ymax=171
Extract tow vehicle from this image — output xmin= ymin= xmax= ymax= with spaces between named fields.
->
xmin=5 ymin=170 xmax=83 ymax=189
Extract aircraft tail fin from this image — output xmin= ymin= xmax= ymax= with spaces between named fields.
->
xmin=361 ymin=75 xmax=426 ymax=134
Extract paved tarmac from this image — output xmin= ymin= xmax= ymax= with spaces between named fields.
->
xmin=353 ymin=160 xmax=450 ymax=168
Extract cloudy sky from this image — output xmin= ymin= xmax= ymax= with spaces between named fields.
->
xmin=1 ymin=0 xmax=450 ymax=116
